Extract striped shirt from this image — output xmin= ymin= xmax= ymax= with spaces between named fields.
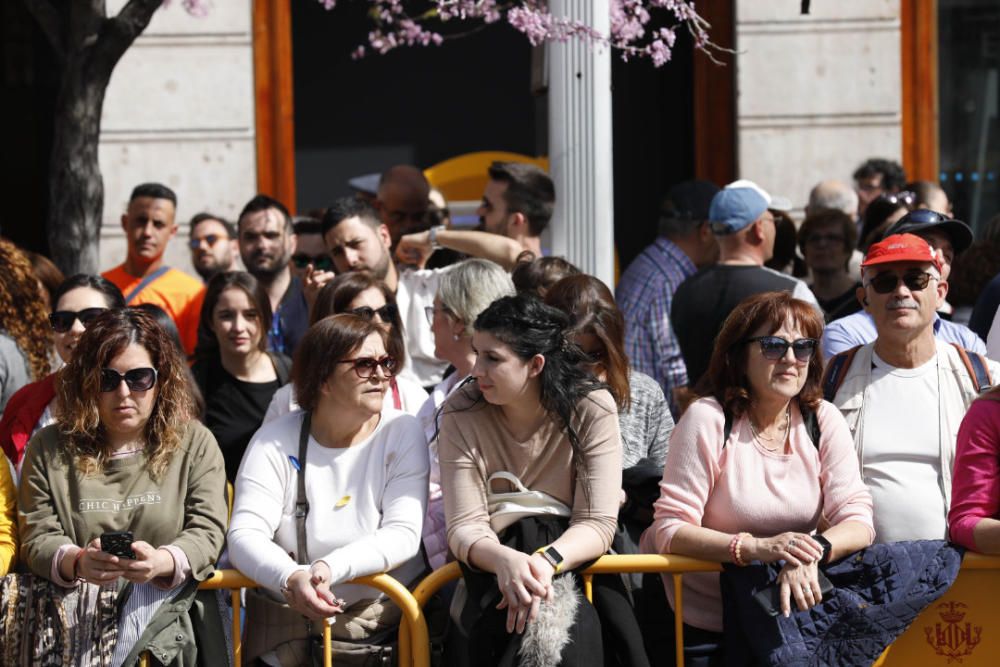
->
xmin=616 ymin=238 xmax=697 ymax=417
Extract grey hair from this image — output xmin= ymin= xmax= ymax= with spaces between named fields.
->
xmin=808 ymin=180 xmax=859 ymax=217
xmin=437 ymin=258 xmax=515 ymax=329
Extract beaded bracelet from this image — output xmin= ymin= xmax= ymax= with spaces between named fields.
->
xmin=731 ymin=532 xmax=752 ymax=566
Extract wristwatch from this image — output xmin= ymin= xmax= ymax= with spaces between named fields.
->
xmin=814 ymin=535 xmax=833 ymax=564
xmin=535 ymin=545 xmax=565 ymax=574
xmin=428 ymin=225 xmax=446 ymax=251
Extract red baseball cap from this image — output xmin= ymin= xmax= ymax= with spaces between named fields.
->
xmin=861 ymin=233 xmax=942 ymax=272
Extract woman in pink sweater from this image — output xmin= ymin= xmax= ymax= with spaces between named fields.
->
xmin=642 ymin=292 xmax=874 ymax=662
xmin=949 ymin=395 xmax=1000 ymax=552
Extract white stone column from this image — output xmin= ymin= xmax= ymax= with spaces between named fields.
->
xmin=547 ymin=0 xmax=614 ymax=288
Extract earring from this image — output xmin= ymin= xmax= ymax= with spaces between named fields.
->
xmin=452 ymin=334 xmax=461 ymax=341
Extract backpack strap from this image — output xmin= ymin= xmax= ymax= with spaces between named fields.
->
xmin=123 ymin=265 xmax=171 ymax=305
xmin=295 ymin=412 xmax=311 ymax=564
xmin=821 ymin=345 xmax=861 ymax=403
xmin=951 ymin=343 xmax=993 ymax=393
xmin=268 ymin=352 xmax=292 ymax=385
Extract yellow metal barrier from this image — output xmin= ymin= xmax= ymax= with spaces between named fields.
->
xmin=407 ymin=553 xmax=1000 ymax=667
xmin=141 ymin=569 xmax=430 ymax=667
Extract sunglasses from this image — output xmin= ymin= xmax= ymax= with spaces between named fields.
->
xmin=878 ymin=191 xmax=916 ymax=208
xmin=100 ymin=367 xmax=158 ymax=393
xmin=744 ymin=336 xmax=818 ymax=362
xmin=49 ymin=308 xmax=107 ymax=333
xmin=291 ymin=254 xmax=334 ymax=271
xmin=351 ymin=304 xmax=398 ymax=322
xmin=336 ymin=355 xmax=398 ymax=379
xmin=188 ymin=234 xmax=223 ymax=249
xmin=866 ymin=270 xmax=935 ymax=294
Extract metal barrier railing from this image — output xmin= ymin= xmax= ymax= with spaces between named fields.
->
xmin=138 ymin=569 xmax=430 ymax=667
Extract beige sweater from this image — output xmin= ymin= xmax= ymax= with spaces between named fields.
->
xmin=438 ymin=385 xmax=622 ymax=562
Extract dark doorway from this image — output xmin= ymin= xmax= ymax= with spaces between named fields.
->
xmin=290 ymin=1 xmax=541 ymax=212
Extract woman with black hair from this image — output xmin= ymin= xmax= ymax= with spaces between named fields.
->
xmin=0 ymin=274 xmax=124 ymax=474
xmin=439 ymin=293 xmax=621 ymax=666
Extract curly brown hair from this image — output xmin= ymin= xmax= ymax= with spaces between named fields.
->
xmin=700 ymin=291 xmax=825 ymax=419
xmin=0 ymin=238 xmax=52 ymax=380
xmin=57 ymin=308 xmax=195 ymax=480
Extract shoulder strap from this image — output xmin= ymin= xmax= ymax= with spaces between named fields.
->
xmin=295 ymin=412 xmax=311 ymax=564
xmin=821 ymin=345 xmax=861 ymax=403
xmin=951 ymin=343 xmax=993 ymax=393
xmin=123 ymin=266 xmax=171 ymax=305
xmin=802 ymin=406 xmax=821 ymax=450
xmin=268 ymin=352 xmax=292 ymax=385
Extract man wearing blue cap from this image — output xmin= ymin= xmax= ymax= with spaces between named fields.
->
xmin=670 ymin=180 xmax=820 ymax=391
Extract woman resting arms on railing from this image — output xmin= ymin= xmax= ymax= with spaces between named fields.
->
xmin=17 ymin=308 xmax=228 ymax=665
xmin=228 ymin=314 xmax=429 ymax=665
xmin=438 ymin=294 xmax=621 ymax=666
xmin=642 ymin=292 xmax=874 ymax=665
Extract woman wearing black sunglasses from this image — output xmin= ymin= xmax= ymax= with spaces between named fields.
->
xmin=264 ymin=271 xmax=427 ymax=422
xmin=642 ymin=291 xmax=873 ymax=664
xmin=17 ymin=307 xmax=228 ymax=663
xmin=0 ymin=274 xmax=124 ymax=475
xmin=229 ymin=314 xmax=429 ymax=663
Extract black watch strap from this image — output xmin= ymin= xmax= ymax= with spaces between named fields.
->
xmin=541 ymin=546 xmax=564 ymax=572
xmin=814 ymin=535 xmax=832 ymax=564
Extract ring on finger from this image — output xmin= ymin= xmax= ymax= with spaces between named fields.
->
xmin=789 ymin=539 xmax=797 ymax=549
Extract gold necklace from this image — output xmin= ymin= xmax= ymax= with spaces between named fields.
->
xmin=749 ymin=404 xmax=791 ymax=450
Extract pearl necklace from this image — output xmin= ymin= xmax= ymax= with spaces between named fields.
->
xmin=749 ymin=404 xmax=791 ymax=451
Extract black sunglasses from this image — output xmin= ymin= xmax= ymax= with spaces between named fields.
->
xmin=49 ymin=308 xmax=107 ymax=333
xmin=291 ymin=254 xmax=334 ymax=271
xmin=878 ymin=191 xmax=916 ymax=208
xmin=867 ymin=270 xmax=935 ymax=294
xmin=744 ymin=336 xmax=818 ymax=362
xmin=336 ymin=355 xmax=398 ymax=379
xmin=100 ymin=367 xmax=158 ymax=393
xmin=351 ymin=304 xmax=398 ymax=322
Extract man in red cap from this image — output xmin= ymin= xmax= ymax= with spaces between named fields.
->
xmin=825 ymin=233 xmax=999 ymax=544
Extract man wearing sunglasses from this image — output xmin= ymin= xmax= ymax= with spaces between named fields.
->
xmin=289 ymin=217 xmax=334 ymax=282
xmin=102 ymin=183 xmax=205 ymax=358
xmin=188 ymin=213 xmax=238 ymax=282
xmin=822 ymin=209 xmax=984 ymax=361
xmin=825 ymin=233 xmax=1000 ymax=544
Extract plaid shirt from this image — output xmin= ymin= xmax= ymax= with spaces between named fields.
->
xmin=615 ymin=237 xmax=696 ymax=417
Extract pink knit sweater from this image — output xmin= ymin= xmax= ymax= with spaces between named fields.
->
xmin=641 ymin=397 xmax=874 ymax=632
xmin=949 ymin=399 xmax=1000 ymax=550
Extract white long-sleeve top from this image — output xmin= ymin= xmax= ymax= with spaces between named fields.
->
xmin=227 ymin=409 xmax=430 ymax=605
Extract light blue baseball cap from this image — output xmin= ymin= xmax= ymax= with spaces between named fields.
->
xmin=708 ymin=180 xmax=772 ymax=235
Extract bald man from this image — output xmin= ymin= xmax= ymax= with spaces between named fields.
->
xmin=375 ymin=165 xmax=432 ymax=248
xmin=807 ymin=180 xmax=859 ymax=218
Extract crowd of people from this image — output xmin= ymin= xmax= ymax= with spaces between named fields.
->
xmin=0 ymin=155 xmax=999 ymax=666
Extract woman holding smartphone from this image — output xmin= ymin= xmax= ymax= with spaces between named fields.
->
xmin=18 ymin=308 xmax=228 ymax=664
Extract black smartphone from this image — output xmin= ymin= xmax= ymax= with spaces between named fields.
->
xmin=752 ymin=569 xmax=835 ymax=617
xmin=100 ymin=530 xmax=135 ymax=559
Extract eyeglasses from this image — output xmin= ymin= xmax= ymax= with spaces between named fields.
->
xmin=350 ymin=304 xmax=398 ymax=322
xmin=743 ymin=336 xmax=818 ymax=362
xmin=188 ymin=234 xmax=222 ymax=249
xmin=291 ymin=254 xmax=334 ymax=271
xmin=99 ymin=367 xmax=158 ymax=393
xmin=49 ymin=308 xmax=107 ymax=333
xmin=877 ymin=191 xmax=916 ymax=208
xmin=866 ymin=270 xmax=936 ymax=294
xmin=336 ymin=355 xmax=398 ymax=379
xmin=424 ymin=305 xmax=452 ymax=326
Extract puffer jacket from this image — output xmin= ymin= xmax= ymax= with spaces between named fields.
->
xmin=719 ymin=540 xmax=962 ymax=667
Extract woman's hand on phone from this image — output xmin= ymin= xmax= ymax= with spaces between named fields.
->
xmin=119 ymin=541 xmax=176 ymax=584
xmin=75 ymin=538 xmax=127 ymax=585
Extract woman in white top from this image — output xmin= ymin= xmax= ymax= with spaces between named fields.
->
xmin=263 ymin=272 xmax=427 ymax=422
xmin=229 ymin=314 xmax=430 ymax=664
xmin=416 ymin=258 xmax=514 ymax=569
